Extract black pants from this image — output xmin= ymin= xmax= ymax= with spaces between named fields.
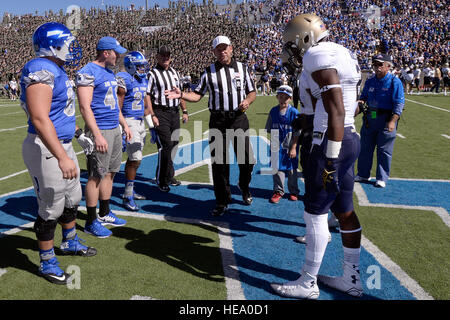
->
xmin=209 ymin=111 xmax=255 ymax=206
xmin=154 ymin=107 xmax=180 ymax=186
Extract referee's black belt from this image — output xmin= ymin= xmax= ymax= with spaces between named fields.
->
xmin=153 ymin=105 xmax=179 ymax=113
xmin=210 ymin=109 xmax=243 ymax=118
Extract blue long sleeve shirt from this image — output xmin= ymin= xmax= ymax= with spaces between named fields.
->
xmin=360 ymin=72 xmax=405 ymax=116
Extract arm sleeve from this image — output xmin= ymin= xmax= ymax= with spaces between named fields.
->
xmin=392 ymin=77 xmax=405 ymax=116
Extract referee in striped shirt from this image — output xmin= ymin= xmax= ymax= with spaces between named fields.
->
xmin=147 ymin=45 xmax=188 ymax=192
xmin=166 ymin=36 xmax=256 ymax=216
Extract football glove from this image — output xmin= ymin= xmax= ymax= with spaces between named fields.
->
xmin=76 ymin=133 xmax=94 ymax=155
xmin=322 ymin=158 xmax=340 ymax=194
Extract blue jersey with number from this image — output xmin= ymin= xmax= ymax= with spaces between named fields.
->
xmin=20 ymin=58 xmax=76 ymax=140
xmin=116 ymin=72 xmax=148 ymax=118
xmin=76 ymin=62 xmax=120 ymax=129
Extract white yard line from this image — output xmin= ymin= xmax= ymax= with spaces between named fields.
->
xmin=441 ymin=134 xmax=450 ymax=140
xmin=396 ymin=133 xmax=406 ymax=139
xmin=405 ymin=98 xmax=450 ymax=113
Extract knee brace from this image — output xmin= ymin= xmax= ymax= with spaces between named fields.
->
xmin=58 ymin=206 xmax=78 ymax=224
xmin=34 ymin=216 xmax=58 ymax=241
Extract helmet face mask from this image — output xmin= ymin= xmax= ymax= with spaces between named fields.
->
xmin=124 ymin=51 xmax=149 ymax=79
xmin=281 ymin=48 xmax=299 ymax=75
xmin=33 ymin=22 xmax=82 ymax=67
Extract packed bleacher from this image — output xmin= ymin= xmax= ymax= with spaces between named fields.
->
xmin=0 ymin=0 xmax=448 ymax=97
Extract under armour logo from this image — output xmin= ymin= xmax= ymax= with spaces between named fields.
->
xmin=351 ymin=275 xmax=358 ymax=284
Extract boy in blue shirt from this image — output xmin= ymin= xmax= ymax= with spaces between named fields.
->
xmin=265 ymin=85 xmax=301 ymax=203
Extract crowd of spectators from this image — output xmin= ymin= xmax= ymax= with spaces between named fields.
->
xmin=0 ymin=0 xmax=448 ymax=97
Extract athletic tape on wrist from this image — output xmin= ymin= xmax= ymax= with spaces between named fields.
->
xmin=326 ymin=140 xmax=342 ymax=159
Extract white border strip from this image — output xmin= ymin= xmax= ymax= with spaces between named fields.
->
xmin=405 ymin=98 xmax=450 ymax=113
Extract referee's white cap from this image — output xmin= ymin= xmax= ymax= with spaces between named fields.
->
xmin=212 ymin=36 xmax=231 ymax=49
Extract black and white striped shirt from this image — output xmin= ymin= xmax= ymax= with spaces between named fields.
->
xmin=147 ymin=65 xmax=182 ymax=108
xmin=194 ymin=60 xmax=255 ymax=111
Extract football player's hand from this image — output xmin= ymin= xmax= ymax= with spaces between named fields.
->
xmin=386 ymin=120 xmax=396 ymax=132
xmin=289 ymin=147 xmax=297 ymax=159
xmin=94 ymin=135 xmax=108 ymax=153
xmin=76 ymin=133 xmax=94 ymax=155
xmin=59 ymin=156 xmax=78 ymax=180
xmin=322 ymin=158 xmax=340 ymax=194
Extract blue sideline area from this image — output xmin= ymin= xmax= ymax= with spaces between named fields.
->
xmin=2 ymin=136 xmax=446 ymax=300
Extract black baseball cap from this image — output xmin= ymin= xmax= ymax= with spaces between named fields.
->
xmin=157 ymin=45 xmax=171 ymax=56
xmin=372 ymin=53 xmax=392 ymax=64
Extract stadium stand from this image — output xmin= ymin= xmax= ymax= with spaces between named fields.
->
xmin=0 ymin=0 xmax=448 ymax=97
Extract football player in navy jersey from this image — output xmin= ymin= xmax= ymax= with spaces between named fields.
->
xmin=116 ymin=51 xmax=151 ymax=211
xmin=21 ymin=22 xmax=96 ymax=285
xmin=271 ymin=14 xmax=363 ymax=299
xmin=76 ymin=36 xmax=130 ymax=238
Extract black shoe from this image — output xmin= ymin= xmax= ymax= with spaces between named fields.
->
xmin=211 ymin=205 xmax=228 ymax=217
xmin=158 ymin=184 xmax=170 ymax=192
xmin=238 ymin=184 xmax=253 ymax=205
xmin=169 ymin=178 xmax=181 ymax=186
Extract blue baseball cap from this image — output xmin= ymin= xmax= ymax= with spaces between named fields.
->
xmin=96 ymin=36 xmax=127 ymax=54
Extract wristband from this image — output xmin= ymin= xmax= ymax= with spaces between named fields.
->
xmin=182 ymin=110 xmax=188 ymax=115
xmin=325 ymin=140 xmax=342 ymax=159
xmin=74 ymin=128 xmax=83 ymax=139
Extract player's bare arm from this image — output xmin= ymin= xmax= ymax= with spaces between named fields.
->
xmin=77 ymin=85 xmax=108 ymax=153
xmin=26 ymin=83 xmax=77 ymax=179
xmin=311 ymin=68 xmax=345 ymax=142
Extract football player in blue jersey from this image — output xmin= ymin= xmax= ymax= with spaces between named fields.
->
xmin=21 ymin=22 xmax=96 ymax=285
xmin=76 ymin=36 xmax=131 ymax=238
xmin=116 ymin=51 xmax=151 ymax=211
xmin=271 ymin=14 xmax=364 ymax=299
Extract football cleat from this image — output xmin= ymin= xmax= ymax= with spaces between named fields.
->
xmin=169 ymin=178 xmax=181 ymax=186
xmin=317 ymin=261 xmax=363 ymax=297
xmin=288 ymin=194 xmax=299 ymax=201
xmin=60 ymin=234 xmax=97 ymax=257
xmin=271 ymin=271 xmax=320 ymax=299
xmin=84 ymin=219 xmax=112 ymax=238
xmin=375 ymin=180 xmax=386 ymax=188
xmin=211 ymin=205 xmax=228 ymax=217
xmin=39 ymin=257 xmax=71 ymax=285
xmin=98 ymin=211 xmax=127 ymax=226
xmin=123 ymin=196 xmax=139 ymax=211
xmin=295 ymin=234 xmax=332 ymax=244
xmin=122 ymin=191 xmax=146 ymax=200
xmin=354 ymin=175 xmax=369 ymax=182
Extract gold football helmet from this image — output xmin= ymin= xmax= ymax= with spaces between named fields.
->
xmin=282 ymin=14 xmax=329 ymax=68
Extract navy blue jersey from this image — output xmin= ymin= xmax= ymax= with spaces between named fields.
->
xmin=20 ymin=57 xmax=76 ymax=140
xmin=116 ymin=72 xmax=148 ymax=118
xmin=76 ymin=62 xmax=120 ymax=129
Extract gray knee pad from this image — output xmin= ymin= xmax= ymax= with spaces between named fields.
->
xmin=58 ymin=206 xmax=78 ymax=224
xmin=34 ymin=216 xmax=58 ymax=241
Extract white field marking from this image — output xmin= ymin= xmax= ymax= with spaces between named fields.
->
xmin=354 ymin=184 xmax=438 ymax=300
xmin=441 ymin=134 xmax=450 ymax=139
xmin=0 ymin=222 xmax=34 ymax=239
xmin=354 ymin=182 xmax=449 ymax=228
xmin=0 ymin=151 xmax=85 ymax=182
xmin=0 ymin=269 xmax=7 ymax=277
xmin=79 ymin=207 xmax=246 ymax=300
xmin=179 ymin=107 xmax=209 ymax=120
xmin=361 ymin=235 xmax=434 ymax=300
xmin=396 ymin=133 xmax=406 ymax=139
xmin=130 ymin=295 xmax=158 ymax=300
xmin=405 ymin=98 xmax=450 ymax=113
xmin=0 ymin=111 xmax=23 ymax=117
xmin=203 ymin=130 xmax=209 ymax=135
xmin=0 ymin=115 xmax=82 ymax=133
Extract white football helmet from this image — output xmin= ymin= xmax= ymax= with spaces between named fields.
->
xmin=282 ymin=14 xmax=329 ymax=68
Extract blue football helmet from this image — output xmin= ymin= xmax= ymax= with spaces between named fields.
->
xmin=32 ymin=22 xmax=82 ymax=67
xmin=124 ymin=51 xmax=149 ymax=79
